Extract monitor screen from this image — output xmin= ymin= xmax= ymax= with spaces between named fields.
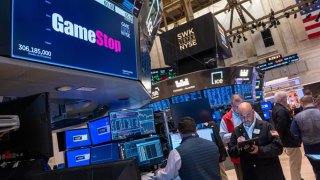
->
xmin=147 ymin=99 xmax=171 ymax=112
xmin=0 ymin=93 xmax=53 ymax=161
xmin=203 ymin=86 xmax=233 ymax=108
xmin=260 ymin=101 xmax=272 ymax=111
xmin=256 ymin=91 xmax=263 ymax=101
xmin=110 ymin=108 xmax=155 ymax=140
xmin=11 ymin=0 xmax=138 ymax=80
xmin=263 ymin=111 xmax=271 ymax=120
xmin=212 ymin=110 xmax=222 ymax=120
xmin=65 ymin=129 xmax=92 ymax=150
xmin=88 ymin=117 xmax=111 ymax=145
xmin=234 ymin=84 xmax=253 ymax=100
xmin=171 ymin=91 xmax=202 ymax=104
xmin=169 ymin=128 xmax=215 ymax=149
xmin=119 ymin=136 xmax=164 ymax=166
xmin=171 ymin=98 xmax=211 ymax=128
xmin=66 ymin=148 xmax=91 ymax=168
xmin=91 ymin=143 xmax=120 ymax=164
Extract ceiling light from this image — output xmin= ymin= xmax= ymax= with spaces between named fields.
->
xmin=269 ymin=23 xmax=274 ymax=28
xmin=284 ymin=12 xmax=290 ymax=18
xmin=56 ymin=86 xmax=73 ymax=92
xmin=237 ymin=38 xmax=241 ymax=43
xmin=306 ymin=13 xmax=312 ymax=19
xmin=258 ymin=21 xmax=262 ymax=27
xmin=294 ymin=13 xmax=297 ymax=19
xmin=233 ymin=35 xmax=237 ymax=42
xmin=243 ymin=36 xmax=248 ymax=41
xmin=76 ymin=87 xmax=97 ymax=92
xmin=251 ymin=29 xmax=255 ymax=34
xmin=277 ymin=20 xmax=281 ymax=25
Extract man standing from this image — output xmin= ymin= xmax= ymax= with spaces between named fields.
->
xmin=291 ymin=96 xmax=320 ymax=180
xmin=156 ymin=117 xmax=221 ymax=180
xmin=229 ymin=102 xmax=285 ymax=180
xmin=220 ymin=94 xmax=261 ymax=180
xmin=272 ymin=91 xmax=302 ymax=180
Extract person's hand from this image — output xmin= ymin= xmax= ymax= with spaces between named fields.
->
xmin=237 ymin=136 xmax=246 ymax=143
xmin=270 ymin=130 xmax=279 ymax=137
xmin=249 ymin=145 xmax=259 ymax=154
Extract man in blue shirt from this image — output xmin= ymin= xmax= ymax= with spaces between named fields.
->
xmin=291 ymin=96 xmax=320 ymax=180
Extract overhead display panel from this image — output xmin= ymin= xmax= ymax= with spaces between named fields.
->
xmin=11 ymin=0 xmax=138 ymax=79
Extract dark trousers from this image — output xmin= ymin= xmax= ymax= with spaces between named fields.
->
xmin=307 ymin=157 xmax=320 ymax=180
xmin=304 ymin=143 xmax=320 ymax=180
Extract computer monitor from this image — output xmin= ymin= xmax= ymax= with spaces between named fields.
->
xmin=88 ymin=117 xmax=111 ymax=145
xmin=0 ymin=93 xmax=53 ymax=161
xmin=212 ymin=110 xmax=222 ymax=120
xmin=66 ymin=148 xmax=91 ymax=168
xmin=260 ymin=101 xmax=273 ymax=111
xmin=91 ymin=143 xmax=120 ymax=164
xmin=171 ymin=98 xmax=211 ymax=128
xmin=109 ymin=108 xmax=155 ymax=140
xmin=65 ymin=129 xmax=92 ymax=150
xmin=263 ymin=111 xmax=271 ymax=120
xmin=119 ymin=136 xmax=164 ymax=167
xmin=169 ymin=128 xmax=215 ymax=149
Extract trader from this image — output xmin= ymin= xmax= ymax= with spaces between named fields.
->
xmin=229 ymin=102 xmax=285 ymax=180
xmin=272 ymin=91 xmax=302 ymax=180
xmin=220 ymin=94 xmax=262 ymax=180
xmin=291 ymin=96 xmax=320 ymax=180
xmin=156 ymin=117 xmax=221 ymax=180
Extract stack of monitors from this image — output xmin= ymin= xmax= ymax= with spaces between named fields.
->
xmin=234 ymin=84 xmax=253 ymax=100
xmin=203 ymin=86 xmax=233 ymax=108
xmin=169 ymin=128 xmax=215 ymax=149
xmin=260 ymin=101 xmax=273 ymax=120
xmin=65 ymin=108 xmax=160 ymax=168
xmin=65 ymin=128 xmax=92 ymax=168
xmin=171 ymin=91 xmax=202 ymax=104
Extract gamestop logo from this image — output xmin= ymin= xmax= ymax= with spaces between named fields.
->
xmin=75 ymin=154 xmax=90 ymax=162
xmin=52 ymin=13 xmax=121 ymax=53
xmin=73 ymin=134 xmax=88 ymax=142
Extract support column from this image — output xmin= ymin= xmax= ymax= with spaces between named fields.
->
xmin=180 ymin=0 xmax=194 ymax=21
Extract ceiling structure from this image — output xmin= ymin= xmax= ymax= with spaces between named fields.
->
xmin=161 ymin=0 xmax=318 ymax=37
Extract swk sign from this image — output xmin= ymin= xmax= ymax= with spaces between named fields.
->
xmin=177 ymin=28 xmax=197 ymax=50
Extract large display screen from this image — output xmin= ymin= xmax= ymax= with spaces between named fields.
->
xmin=109 ymin=108 xmax=155 ymax=140
xmin=233 ymin=84 xmax=253 ymax=100
xmin=11 ymin=0 xmax=137 ymax=79
xmin=171 ymin=91 xmax=202 ymax=104
xmin=204 ymin=86 xmax=233 ymax=108
xmin=88 ymin=117 xmax=111 ymax=145
xmin=151 ymin=67 xmax=177 ymax=84
xmin=65 ymin=129 xmax=92 ymax=150
xmin=147 ymin=99 xmax=171 ymax=112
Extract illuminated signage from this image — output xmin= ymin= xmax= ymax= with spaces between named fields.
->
xmin=257 ymin=54 xmax=299 ymax=71
xmin=11 ymin=0 xmax=137 ymax=79
xmin=175 ymin=78 xmax=190 ymax=88
xmin=152 ymin=87 xmax=160 ymax=99
xmin=240 ymin=69 xmax=249 ymax=77
xmin=211 ymin=71 xmax=223 ymax=85
xmin=177 ymin=28 xmax=197 ymax=50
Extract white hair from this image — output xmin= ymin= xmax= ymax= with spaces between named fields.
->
xmin=274 ymin=91 xmax=287 ymax=103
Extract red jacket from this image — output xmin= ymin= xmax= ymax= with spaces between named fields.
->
xmin=222 ymin=110 xmax=240 ymax=164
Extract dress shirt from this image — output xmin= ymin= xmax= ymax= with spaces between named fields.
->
xmin=156 ymin=149 xmax=181 ymax=180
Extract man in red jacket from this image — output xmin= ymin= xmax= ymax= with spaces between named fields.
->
xmin=219 ymin=94 xmax=261 ymax=180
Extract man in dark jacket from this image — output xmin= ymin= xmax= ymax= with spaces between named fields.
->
xmin=291 ymin=96 xmax=320 ymax=180
xmin=272 ymin=91 xmax=302 ymax=180
xmin=156 ymin=117 xmax=221 ymax=180
xmin=229 ymin=102 xmax=285 ymax=180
